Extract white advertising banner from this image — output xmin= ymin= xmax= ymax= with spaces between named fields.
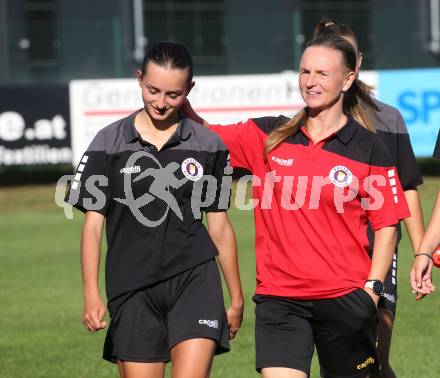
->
xmin=359 ymin=70 xmax=379 ymax=97
xmin=69 ymin=79 xmax=142 ymax=166
xmin=189 ymin=72 xmax=305 ymax=124
xmin=69 ymin=71 xmax=378 ymax=165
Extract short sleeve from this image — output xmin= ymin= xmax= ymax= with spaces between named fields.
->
xmin=65 ymin=131 xmax=111 ymax=216
xmin=433 ymin=129 xmax=440 ymax=160
xmin=363 ymin=139 xmax=410 ymax=231
xmin=209 ymin=120 xmax=265 ymax=171
xmin=202 ymin=146 xmax=232 ymax=213
xmin=394 ymin=112 xmax=423 ymax=189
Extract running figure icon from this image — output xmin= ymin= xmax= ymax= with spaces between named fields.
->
xmin=115 ymin=150 xmax=187 ymax=227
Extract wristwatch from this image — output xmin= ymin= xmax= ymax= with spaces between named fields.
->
xmin=364 ymin=280 xmax=384 ymax=296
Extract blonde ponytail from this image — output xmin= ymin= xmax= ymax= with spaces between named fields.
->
xmin=264 ymin=109 xmax=306 ymax=158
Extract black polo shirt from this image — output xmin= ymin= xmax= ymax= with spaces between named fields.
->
xmin=366 ymin=99 xmax=423 ymax=248
xmin=66 ymin=110 xmax=231 ymax=315
xmin=369 ymin=99 xmax=423 ymax=191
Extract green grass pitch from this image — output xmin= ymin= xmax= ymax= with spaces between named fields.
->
xmin=0 ymin=178 xmax=439 ymax=377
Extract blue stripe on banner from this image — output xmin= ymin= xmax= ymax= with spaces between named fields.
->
xmin=378 ymin=68 xmax=440 ymax=157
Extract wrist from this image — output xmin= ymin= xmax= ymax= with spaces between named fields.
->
xmin=364 ymin=279 xmax=384 ymax=296
xmin=230 ymin=296 xmax=244 ymax=310
xmin=414 ymin=252 xmax=433 ymax=260
xmin=363 ymin=286 xmax=378 ymax=297
xmin=83 ymin=286 xmax=101 ymax=298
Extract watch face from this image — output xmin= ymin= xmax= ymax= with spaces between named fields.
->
xmin=372 ymin=281 xmax=383 ymax=295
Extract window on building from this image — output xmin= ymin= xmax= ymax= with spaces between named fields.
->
xmin=23 ymin=0 xmax=57 ymax=64
xmin=143 ymin=0 xmax=226 ymax=74
xmin=297 ymin=0 xmax=372 ymax=68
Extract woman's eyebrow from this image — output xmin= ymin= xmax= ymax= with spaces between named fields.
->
xmin=146 ymin=84 xmax=183 ymax=94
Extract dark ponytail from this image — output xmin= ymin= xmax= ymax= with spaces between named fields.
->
xmin=344 ymin=78 xmax=378 ymax=133
xmin=140 ymin=41 xmax=193 ymax=83
xmin=313 ymin=19 xmax=358 ymax=51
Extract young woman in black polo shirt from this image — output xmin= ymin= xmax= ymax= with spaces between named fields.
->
xmin=67 ymin=42 xmax=243 ymax=378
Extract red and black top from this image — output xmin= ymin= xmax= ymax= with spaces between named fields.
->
xmin=211 ymin=116 xmax=410 ymax=300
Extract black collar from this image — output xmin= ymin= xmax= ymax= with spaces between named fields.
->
xmin=123 ymin=109 xmax=192 ymax=144
xmin=335 ymin=117 xmax=358 ymax=144
xmin=297 ymin=116 xmax=358 ymax=145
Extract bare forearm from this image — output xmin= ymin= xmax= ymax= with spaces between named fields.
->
xmin=368 ymin=226 xmax=397 ymax=282
xmin=81 ymin=213 xmax=104 ymax=295
xmin=215 ymin=234 xmax=243 ymax=307
xmin=208 ymin=216 xmax=243 ymax=307
xmin=216 ymin=243 xmax=243 ymax=307
xmin=418 ymin=191 xmax=440 ymax=254
xmin=402 ymin=189 xmax=425 ymax=251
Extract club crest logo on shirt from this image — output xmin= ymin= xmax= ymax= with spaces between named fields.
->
xmin=181 ymin=158 xmax=203 ymax=181
xmin=329 ymin=165 xmax=353 ymax=188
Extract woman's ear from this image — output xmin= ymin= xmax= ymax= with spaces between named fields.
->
xmin=356 ymin=52 xmax=363 ymax=75
xmin=186 ymin=80 xmax=195 ymax=95
xmin=135 ymin=69 xmax=143 ymax=86
xmin=342 ymin=71 xmax=356 ymax=92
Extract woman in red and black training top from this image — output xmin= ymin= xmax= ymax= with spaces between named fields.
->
xmin=184 ymin=35 xmax=409 ymax=378
xmin=313 ymin=19 xmax=428 ymax=378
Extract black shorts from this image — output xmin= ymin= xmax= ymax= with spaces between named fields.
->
xmin=103 ymin=258 xmax=230 ymax=363
xmin=377 ymin=251 xmax=398 ymax=315
xmin=254 ymin=289 xmax=379 ymax=378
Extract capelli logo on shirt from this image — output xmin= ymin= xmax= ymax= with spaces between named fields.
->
xmin=271 ymin=156 xmax=294 ymax=166
xmin=120 ymin=165 xmax=141 ymax=174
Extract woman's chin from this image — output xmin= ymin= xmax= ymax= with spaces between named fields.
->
xmin=306 ymin=104 xmax=326 ymax=115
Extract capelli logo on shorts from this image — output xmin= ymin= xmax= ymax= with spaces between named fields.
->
xmin=381 ymin=292 xmax=396 ymax=303
xmin=356 ymin=356 xmax=375 ymax=370
xmin=198 ymin=319 xmax=219 ymax=329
